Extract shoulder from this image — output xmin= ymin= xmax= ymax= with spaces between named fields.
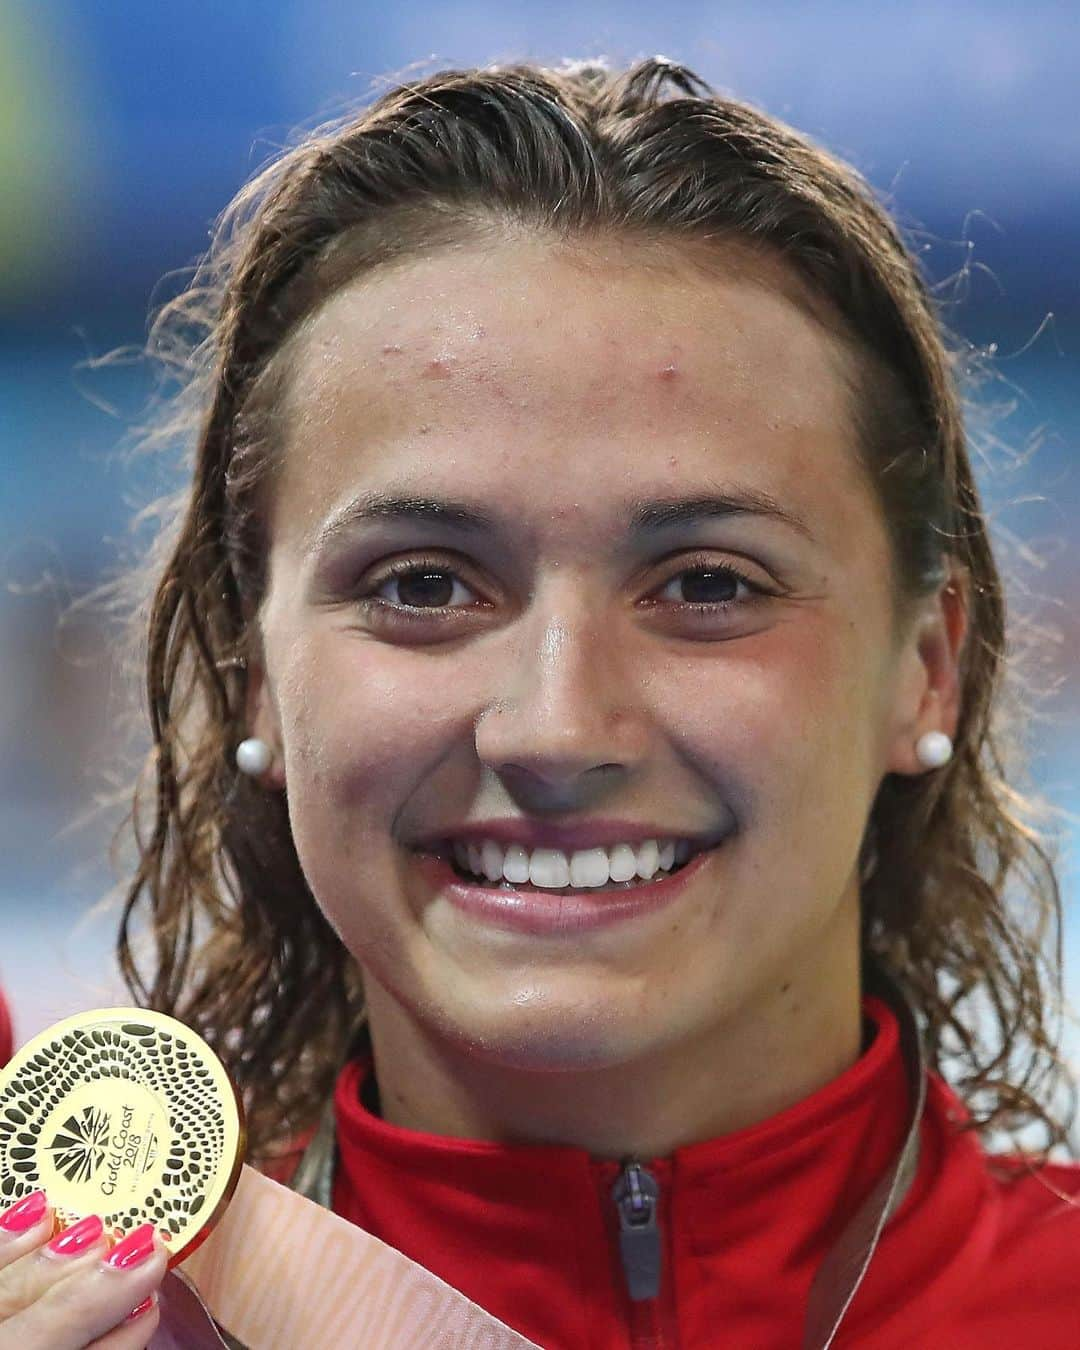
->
xmin=955 ymin=1152 xmax=1080 ymax=1343
xmin=249 ymin=1125 xmax=318 ymax=1189
xmin=864 ymin=1076 xmax=1080 ymax=1346
xmin=248 ymin=1065 xmax=351 ymax=1195
xmin=926 ymin=1072 xmax=1080 ymax=1248
xmin=985 ymin=1151 xmax=1080 ymax=1238
xmin=933 ymin=1076 xmax=1080 ymax=1339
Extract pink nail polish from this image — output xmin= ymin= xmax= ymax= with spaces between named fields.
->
xmin=45 ymin=1214 xmax=104 ymax=1257
xmin=105 ymin=1222 xmax=157 ymax=1271
xmin=126 ymin=1294 xmax=156 ymax=1322
xmin=0 ymin=1190 xmax=48 ymax=1233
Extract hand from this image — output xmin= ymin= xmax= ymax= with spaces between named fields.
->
xmin=0 ymin=1192 xmax=168 ymax=1349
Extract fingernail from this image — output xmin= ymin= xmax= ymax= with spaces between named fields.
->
xmin=104 ymin=1222 xmax=157 ymax=1271
xmin=0 ymin=1190 xmax=48 ymax=1233
xmin=126 ymin=1294 xmax=157 ymax=1322
xmin=45 ymin=1213 xmax=104 ymax=1257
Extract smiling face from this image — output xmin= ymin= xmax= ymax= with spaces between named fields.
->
xmin=248 ymin=234 xmax=926 ymax=1080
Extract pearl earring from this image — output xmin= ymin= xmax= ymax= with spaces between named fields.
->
xmin=915 ymin=731 xmax=952 ymax=769
xmin=235 ymin=737 xmax=272 ymax=776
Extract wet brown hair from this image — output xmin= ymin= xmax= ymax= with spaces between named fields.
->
xmin=106 ymin=56 xmax=1075 ymax=1167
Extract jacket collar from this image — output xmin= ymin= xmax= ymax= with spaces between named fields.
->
xmin=305 ymin=963 xmax=925 ymax=1349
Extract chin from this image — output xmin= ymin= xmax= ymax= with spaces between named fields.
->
xmin=432 ymin=991 xmax=667 ymax=1074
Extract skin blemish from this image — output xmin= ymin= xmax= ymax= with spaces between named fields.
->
xmin=381 ymin=343 xmax=404 ymax=355
xmin=658 ymin=363 xmax=679 ymax=381
xmin=424 ymin=357 xmax=455 ymax=378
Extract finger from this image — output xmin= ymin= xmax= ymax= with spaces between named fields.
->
xmin=84 ymin=1293 xmax=161 ymax=1350
xmin=0 ymin=1229 xmax=168 ymax=1350
xmin=0 ymin=1214 xmax=108 ymax=1324
xmin=0 ymin=1193 xmax=55 ymax=1275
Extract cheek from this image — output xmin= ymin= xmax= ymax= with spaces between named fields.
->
xmin=268 ymin=637 xmax=454 ymax=951
xmin=648 ymin=618 xmax=879 ymax=814
xmin=274 ymin=634 xmax=470 ymax=822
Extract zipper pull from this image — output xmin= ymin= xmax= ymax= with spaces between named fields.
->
xmin=612 ymin=1159 xmax=662 ymax=1301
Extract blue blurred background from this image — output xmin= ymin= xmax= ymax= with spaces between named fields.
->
xmin=1 ymin=2 xmax=1077 ymax=1127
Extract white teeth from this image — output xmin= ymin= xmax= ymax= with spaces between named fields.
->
xmin=607 ymin=844 xmax=638 ymax=883
xmin=635 ymin=840 xmax=660 ymax=880
xmin=569 ymin=847 xmax=611 ymax=888
xmin=481 ymin=840 xmax=504 ymax=882
xmin=502 ymin=844 xmax=531 ymax=885
xmin=446 ymin=834 xmax=705 ymax=888
xmin=529 ymin=848 xmax=571 ymax=888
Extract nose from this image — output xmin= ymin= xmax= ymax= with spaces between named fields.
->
xmin=474 ymin=599 xmax=649 ymax=807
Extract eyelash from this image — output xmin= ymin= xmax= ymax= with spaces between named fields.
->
xmin=356 ymin=554 xmax=771 ymax=620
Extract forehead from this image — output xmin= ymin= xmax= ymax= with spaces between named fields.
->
xmin=268 ymin=237 xmax=870 ymax=551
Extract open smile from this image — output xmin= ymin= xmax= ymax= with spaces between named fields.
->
xmin=412 ymin=839 xmax=726 ymax=935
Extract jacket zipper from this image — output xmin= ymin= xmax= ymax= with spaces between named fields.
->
xmin=612 ymin=1159 xmax=673 ymax=1348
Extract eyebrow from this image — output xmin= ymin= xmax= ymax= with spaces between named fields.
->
xmin=309 ymin=486 xmax=815 ymax=555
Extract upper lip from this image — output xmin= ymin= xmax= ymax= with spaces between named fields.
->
xmin=411 ymin=819 xmax=731 ymax=853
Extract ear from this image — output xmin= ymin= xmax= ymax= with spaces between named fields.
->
xmin=242 ymin=648 xmax=287 ymax=791
xmin=883 ymin=558 xmax=971 ymax=777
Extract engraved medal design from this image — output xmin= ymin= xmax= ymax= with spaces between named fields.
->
xmin=0 ymin=1009 xmax=245 ymax=1264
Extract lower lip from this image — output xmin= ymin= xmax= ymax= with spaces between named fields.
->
xmin=412 ymin=847 xmax=720 ymax=935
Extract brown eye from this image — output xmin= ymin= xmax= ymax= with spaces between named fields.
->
xmin=367 ymin=562 xmax=479 ymax=610
xmin=375 ymin=567 xmax=474 ymax=608
xmin=655 ymin=564 xmax=760 ymax=607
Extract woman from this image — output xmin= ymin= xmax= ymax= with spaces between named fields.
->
xmin=0 ymin=56 xmax=1076 ymax=1348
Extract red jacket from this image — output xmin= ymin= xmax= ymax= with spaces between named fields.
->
xmin=330 ymin=994 xmax=1080 ymax=1348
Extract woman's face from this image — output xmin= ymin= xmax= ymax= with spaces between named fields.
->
xmin=250 ymin=236 xmax=936 ymax=1073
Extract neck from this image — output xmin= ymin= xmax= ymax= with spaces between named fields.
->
xmin=361 ymin=918 xmax=863 ymax=1159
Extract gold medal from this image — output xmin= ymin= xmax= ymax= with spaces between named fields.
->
xmin=0 ymin=1008 xmax=245 ymax=1265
